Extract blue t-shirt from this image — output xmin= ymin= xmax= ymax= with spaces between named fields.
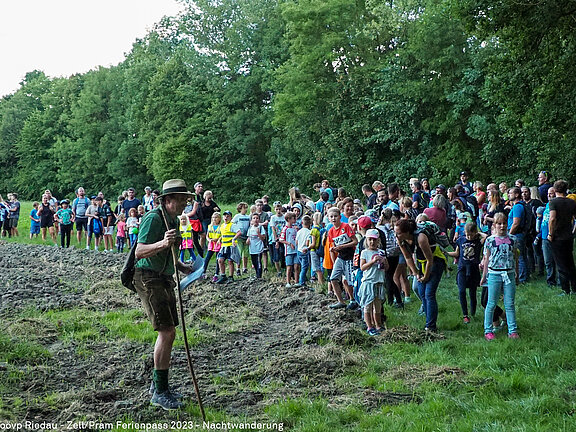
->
xmin=30 ymin=209 xmax=40 ymax=227
xmin=456 ymin=235 xmax=483 ymax=267
xmin=484 ymin=235 xmax=517 ymax=271
xmin=455 ymin=223 xmax=466 ymax=239
xmin=507 ymin=203 xmax=525 ymax=232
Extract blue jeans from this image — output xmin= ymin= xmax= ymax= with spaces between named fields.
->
xmin=542 ymin=239 xmax=557 ymax=286
xmin=297 ymin=251 xmax=310 ymax=285
xmin=416 ymin=259 xmax=445 ymax=330
xmin=484 ymin=271 xmax=517 ymax=334
xmin=515 ymin=233 xmax=529 ymax=283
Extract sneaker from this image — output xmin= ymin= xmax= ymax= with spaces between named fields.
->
xmin=149 ymin=382 xmax=183 ymax=400
xmin=236 ymin=269 xmax=241 ymax=277
xmin=277 ymin=272 xmax=282 ymax=278
xmin=485 ymin=332 xmax=495 ymax=341
xmin=285 ymin=283 xmax=292 ymax=288
xmin=292 ymin=283 xmax=302 ymax=288
xmin=393 ymin=302 xmax=404 ymax=309
xmin=367 ymin=328 xmax=379 ymax=336
xmin=150 ymin=390 xmax=183 ymax=410
xmin=215 ymin=275 xmax=227 ymax=284
xmin=463 ymin=316 xmax=471 ymax=324
xmin=85 ymin=246 xmax=90 ymax=250
xmin=211 ymin=275 xmax=219 ymax=283
xmin=227 ymin=276 xmax=235 ymax=283
xmin=264 ymin=268 xmax=269 ymax=273
xmin=418 ymin=305 xmax=426 ymax=316
xmin=346 ymin=301 xmax=359 ymax=311
xmin=508 ymin=332 xmax=520 ymax=339
xmin=404 ymin=296 xmax=412 ymax=304
xmin=329 ymin=302 xmax=347 ymax=310
xmin=242 ymin=268 xmax=248 ymax=274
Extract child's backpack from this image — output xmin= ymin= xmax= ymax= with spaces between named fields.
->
xmin=415 ymin=221 xmax=450 ymax=250
xmin=92 ymin=218 xmax=103 ymax=235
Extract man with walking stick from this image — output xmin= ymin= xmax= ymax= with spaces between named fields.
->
xmin=134 ymin=179 xmax=195 ymax=410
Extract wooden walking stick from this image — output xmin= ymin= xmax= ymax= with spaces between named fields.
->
xmin=159 ymin=202 xmax=206 ymax=421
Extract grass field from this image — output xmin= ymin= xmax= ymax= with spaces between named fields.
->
xmin=2 ymin=202 xmax=576 ymax=430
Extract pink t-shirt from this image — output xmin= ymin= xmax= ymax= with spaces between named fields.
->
xmin=423 ymin=207 xmax=447 ymax=231
xmin=116 ymin=221 xmax=126 ymax=238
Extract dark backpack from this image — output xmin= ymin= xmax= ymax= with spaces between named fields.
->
xmin=120 ymin=244 xmax=138 ymax=293
xmin=518 ymin=202 xmax=535 ymax=236
xmin=416 ymin=221 xmax=450 ymax=250
xmin=465 ymin=195 xmax=479 ymax=218
xmin=415 ymin=191 xmax=429 ymax=212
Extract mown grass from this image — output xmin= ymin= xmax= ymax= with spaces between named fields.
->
xmin=3 ymin=204 xmax=576 ymax=429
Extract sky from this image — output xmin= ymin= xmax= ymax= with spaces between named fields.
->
xmin=0 ymin=0 xmax=185 ymax=97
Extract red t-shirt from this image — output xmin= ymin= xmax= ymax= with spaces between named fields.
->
xmin=327 ymin=222 xmax=355 ymax=260
xmin=423 ymin=207 xmax=447 ymax=231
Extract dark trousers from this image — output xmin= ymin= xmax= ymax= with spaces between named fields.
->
xmin=551 ymin=238 xmax=576 ymax=294
xmin=457 ymin=265 xmax=479 ymax=316
xmin=385 ymin=255 xmax=403 ymax=305
xmin=60 ymin=223 xmax=72 ymax=248
xmin=204 ymin=250 xmax=219 ymax=275
xmin=251 ymin=253 xmax=262 ymax=278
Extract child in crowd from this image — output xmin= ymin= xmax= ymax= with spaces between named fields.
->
xmin=309 ymin=212 xmax=324 ymax=285
xmin=205 ymin=212 xmax=222 ymax=281
xmin=327 ymin=207 xmax=358 ymax=309
xmin=55 ymin=199 xmax=74 ymax=248
xmin=481 ymin=212 xmax=519 ymax=340
xmin=280 ymin=211 xmax=298 ymax=288
xmin=269 ymin=202 xmax=287 ymax=278
xmin=247 ymin=213 xmax=266 ymax=279
xmin=359 ymin=229 xmax=388 ymax=335
xmin=179 ymin=214 xmax=196 ymax=262
xmin=378 ymin=208 xmax=404 ymax=308
xmin=232 ymin=202 xmax=251 ymax=275
xmin=30 ymin=201 xmax=40 ymax=239
xmin=216 ymin=210 xmax=241 ymax=284
xmin=295 ymin=215 xmax=312 ymax=288
xmin=126 ymin=208 xmax=140 ymax=249
xmin=137 ymin=205 xmax=146 ymax=220
xmin=116 ymin=214 xmax=126 ymax=252
xmin=447 ymin=222 xmax=487 ymax=323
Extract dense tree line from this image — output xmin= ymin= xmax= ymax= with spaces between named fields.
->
xmin=1 ymin=0 xmax=575 ymax=202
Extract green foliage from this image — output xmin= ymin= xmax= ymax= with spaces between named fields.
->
xmin=1 ymin=0 xmax=575 ymax=200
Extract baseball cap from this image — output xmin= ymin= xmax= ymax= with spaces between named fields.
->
xmin=357 ymin=215 xmax=372 ymax=229
xmin=460 ymin=171 xmax=468 ymax=176
xmin=365 ymin=229 xmax=380 ymax=239
xmin=223 ymin=210 xmax=232 ymax=216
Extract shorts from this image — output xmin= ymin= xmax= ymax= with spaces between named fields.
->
xmin=271 ymin=242 xmax=285 ymax=263
xmin=30 ymin=225 xmax=40 ymax=235
xmin=76 ymin=218 xmax=88 ymax=231
xmin=330 ymin=257 xmax=354 ymax=285
xmin=104 ymin=226 xmax=114 ymax=236
xmin=2 ymin=219 xmax=9 ymax=231
xmin=40 ymin=218 xmax=53 ymax=229
xmin=9 ymin=218 xmax=18 ymax=229
xmin=133 ymin=268 xmax=178 ymax=331
xmin=285 ymin=253 xmax=297 ymax=266
xmin=236 ymin=238 xmax=249 ymax=258
xmin=217 ymin=247 xmax=233 ymax=261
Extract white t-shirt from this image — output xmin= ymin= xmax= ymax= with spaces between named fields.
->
xmin=248 ymin=225 xmax=266 ymax=254
xmin=295 ymin=227 xmax=312 ymax=253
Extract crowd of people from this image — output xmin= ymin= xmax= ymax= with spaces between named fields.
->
xmin=3 ymin=171 xmax=576 ymax=341
xmin=3 ymin=172 xmax=576 ymax=411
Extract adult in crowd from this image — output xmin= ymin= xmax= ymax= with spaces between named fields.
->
xmin=483 ymin=190 xmax=505 ymax=233
xmin=72 ymin=187 xmax=91 ymax=246
xmin=423 ymin=194 xmax=447 ymax=231
xmin=537 ymin=171 xmax=553 ymax=203
xmin=421 ymin=178 xmax=432 ymax=197
xmin=134 ymin=179 xmax=194 ymax=411
xmin=186 ymin=182 xmax=205 ymax=256
xmin=547 ymin=180 xmax=576 ymax=295
xmin=0 ymin=194 xmax=11 ymax=237
xmin=507 ymin=187 xmax=529 ymax=283
xmin=142 ymin=186 xmax=154 ymax=212
xmin=540 ymin=188 xmax=557 ymax=287
xmin=121 ymin=188 xmax=141 ymax=218
xmin=200 ymin=190 xmax=220 ymax=238
xmin=386 ymin=183 xmax=401 ymax=211
xmin=372 ymin=188 xmax=389 ymax=217
xmin=458 ymin=171 xmax=473 ymax=194
xmin=521 ymin=186 xmax=543 ymax=275
xmin=101 ymin=193 xmax=115 ymax=252
xmin=8 ymin=193 xmax=21 ymax=238
xmin=38 ymin=193 xmax=56 ymax=244
xmin=410 ymin=181 xmax=428 ymax=214
xmin=261 ymin=195 xmax=272 ymax=213
xmin=362 ymin=184 xmax=377 ymax=209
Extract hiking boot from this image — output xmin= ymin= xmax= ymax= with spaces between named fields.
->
xmin=149 ymin=382 xmax=183 ymax=400
xmin=215 ymin=275 xmax=227 ymax=284
xmin=508 ymin=332 xmax=520 ymax=339
xmin=329 ymin=302 xmax=347 ymax=310
xmin=150 ymin=390 xmax=183 ymax=410
xmin=463 ymin=316 xmax=471 ymax=324
xmin=485 ymin=332 xmax=495 ymax=341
